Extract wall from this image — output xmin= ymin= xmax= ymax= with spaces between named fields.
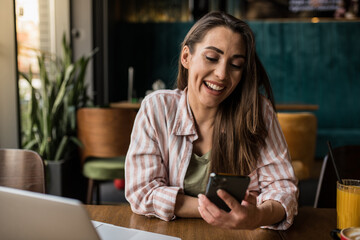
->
xmin=250 ymin=20 xmax=360 ymax=157
xmin=0 ymin=0 xmax=19 ymax=148
xmin=71 ymin=0 xmax=94 ymax=99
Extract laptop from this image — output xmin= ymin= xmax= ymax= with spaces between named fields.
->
xmin=0 ymin=186 xmax=180 ymax=240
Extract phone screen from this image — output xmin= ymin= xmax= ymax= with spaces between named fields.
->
xmin=205 ymin=173 xmax=250 ymax=212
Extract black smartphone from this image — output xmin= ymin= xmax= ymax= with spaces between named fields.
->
xmin=205 ymin=173 xmax=250 ymax=212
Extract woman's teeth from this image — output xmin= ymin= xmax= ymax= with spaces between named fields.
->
xmin=204 ymin=81 xmax=224 ymax=91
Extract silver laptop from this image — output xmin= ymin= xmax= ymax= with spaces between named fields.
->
xmin=0 ymin=186 xmax=180 ymax=240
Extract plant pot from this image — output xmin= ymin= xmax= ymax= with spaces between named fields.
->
xmin=45 ymin=154 xmax=87 ymax=202
xmin=46 ymin=159 xmax=67 ymax=196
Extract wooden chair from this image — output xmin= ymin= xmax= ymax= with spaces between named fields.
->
xmin=0 ymin=149 xmax=45 ymax=193
xmin=77 ymin=107 xmax=136 ymax=204
xmin=314 ymin=145 xmax=360 ymax=208
xmin=277 ymin=112 xmax=317 ymax=180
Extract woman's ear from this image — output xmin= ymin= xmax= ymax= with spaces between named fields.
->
xmin=181 ymin=46 xmax=191 ymax=69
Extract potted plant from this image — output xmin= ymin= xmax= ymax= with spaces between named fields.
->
xmin=19 ymin=34 xmax=96 ymax=198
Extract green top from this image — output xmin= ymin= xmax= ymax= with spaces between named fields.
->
xmin=183 ymin=151 xmax=211 ymax=197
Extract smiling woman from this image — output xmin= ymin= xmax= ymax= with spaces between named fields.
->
xmin=125 ymin=11 xmax=298 ymax=231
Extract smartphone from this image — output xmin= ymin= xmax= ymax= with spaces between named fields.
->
xmin=205 ymin=173 xmax=250 ymax=212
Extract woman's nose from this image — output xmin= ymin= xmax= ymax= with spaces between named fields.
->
xmin=214 ymin=62 xmax=227 ymax=81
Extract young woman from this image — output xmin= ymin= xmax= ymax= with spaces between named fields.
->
xmin=125 ymin=11 xmax=298 ymax=230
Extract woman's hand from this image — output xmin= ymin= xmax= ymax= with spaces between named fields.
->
xmin=198 ymin=190 xmax=286 ymax=229
xmin=198 ymin=190 xmax=261 ymax=229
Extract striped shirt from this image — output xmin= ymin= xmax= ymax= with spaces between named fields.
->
xmin=125 ymin=88 xmax=298 ymax=230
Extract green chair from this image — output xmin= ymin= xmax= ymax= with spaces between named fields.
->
xmin=77 ymin=107 xmax=136 ymax=204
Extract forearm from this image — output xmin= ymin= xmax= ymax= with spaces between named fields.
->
xmin=256 ymin=200 xmax=286 ymax=227
xmin=174 ymin=193 xmax=201 ymax=218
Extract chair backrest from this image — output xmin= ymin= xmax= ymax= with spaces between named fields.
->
xmin=0 ymin=149 xmax=45 ymax=193
xmin=77 ymin=107 xmax=136 ymax=165
xmin=277 ymin=112 xmax=317 ymax=180
xmin=314 ymin=145 xmax=360 ymax=208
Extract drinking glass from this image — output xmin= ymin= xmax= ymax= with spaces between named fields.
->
xmin=337 ymin=179 xmax=360 ymax=229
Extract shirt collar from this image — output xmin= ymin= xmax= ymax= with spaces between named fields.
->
xmin=171 ymin=88 xmax=198 ymax=142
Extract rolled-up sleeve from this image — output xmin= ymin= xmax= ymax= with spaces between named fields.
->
xmin=125 ymin=98 xmax=180 ymax=221
xmin=255 ymin=99 xmax=299 ymax=230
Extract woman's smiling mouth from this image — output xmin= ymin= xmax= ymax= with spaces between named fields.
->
xmin=203 ymin=81 xmax=225 ymax=91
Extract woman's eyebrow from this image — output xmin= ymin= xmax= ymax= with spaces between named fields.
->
xmin=205 ymin=46 xmax=224 ymax=54
xmin=205 ymin=46 xmax=245 ymax=59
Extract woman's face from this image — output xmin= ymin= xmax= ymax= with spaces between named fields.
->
xmin=182 ymin=26 xmax=246 ymax=110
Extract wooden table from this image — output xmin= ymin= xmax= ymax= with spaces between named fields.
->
xmin=85 ymin=204 xmax=336 ymax=240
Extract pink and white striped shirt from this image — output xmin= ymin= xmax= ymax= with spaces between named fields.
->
xmin=125 ymin=88 xmax=298 ymax=230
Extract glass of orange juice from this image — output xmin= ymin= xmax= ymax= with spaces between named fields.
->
xmin=337 ymin=179 xmax=360 ymax=229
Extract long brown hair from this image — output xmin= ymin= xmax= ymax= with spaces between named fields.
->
xmin=177 ymin=12 xmax=275 ymax=175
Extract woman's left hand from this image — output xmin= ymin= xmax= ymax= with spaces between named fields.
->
xmin=198 ymin=190 xmax=260 ymax=230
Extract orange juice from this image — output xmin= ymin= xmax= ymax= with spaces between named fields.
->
xmin=337 ymin=179 xmax=360 ymax=229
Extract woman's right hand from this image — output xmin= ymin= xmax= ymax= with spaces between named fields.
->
xmin=198 ymin=190 xmax=260 ymax=230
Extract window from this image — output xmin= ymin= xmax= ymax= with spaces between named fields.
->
xmin=15 ymin=0 xmax=70 ymax=144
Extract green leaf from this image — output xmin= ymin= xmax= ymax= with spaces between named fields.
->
xmin=52 ymin=64 xmax=75 ymax=115
xmin=23 ymin=138 xmax=39 ymax=151
xmin=69 ymin=136 xmax=84 ymax=148
xmin=54 ymin=136 xmax=68 ymax=161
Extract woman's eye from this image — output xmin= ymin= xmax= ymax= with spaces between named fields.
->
xmin=231 ymin=63 xmax=242 ymax=69
xmin=205 ymin=56 xmax=218 ymax=62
